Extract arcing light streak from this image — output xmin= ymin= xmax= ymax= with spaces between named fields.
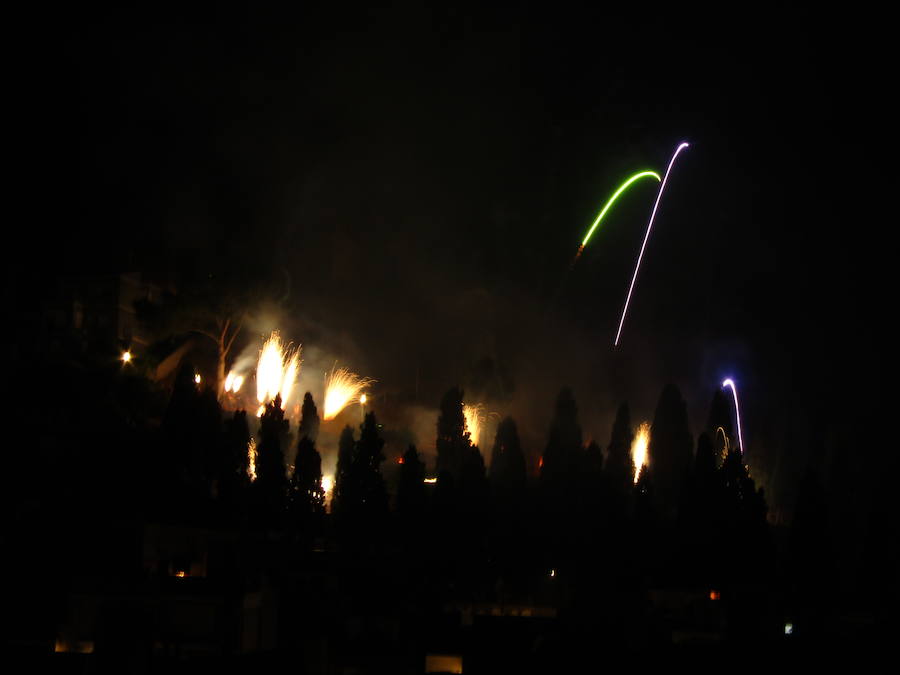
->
xmin=721 ymin=379 xmax=745 ymax=454
xmin=580 ymin=171 xmax=661 ymax=248
xmin=614 ymin=142 xmax=690 ymax=346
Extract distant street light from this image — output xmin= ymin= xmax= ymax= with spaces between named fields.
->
xmin=121 ymin=351 xmax=132 ymax=364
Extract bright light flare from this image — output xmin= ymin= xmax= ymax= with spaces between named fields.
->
xmin=194 ymin=374 xmax=201 ymax=384
xmin=224 ymin=371 xmax=245 ymax=393
xmin=614 ymin=142 xmax=690 ymax=346
xmin=360 ymin=393 xmax=367 ymax=405
xmin=121 ymin=351 xmax=132 ymax=363
xmin=631 ymin=422 xmax=650 ymax=483
xmin=463 ymin=404 xmax=485 ymax=447
xmin=247 ymin=438 xmax=258 ymax=481
xmin=721 ymin=378 xmax=745 ymax=453
xmin=255 ymin=332 xmax=301 ymax=410
xmin=423 ymin=477 xmax=437 ymax=484
xmin=323 ymin=366 xmax=374 ymax=421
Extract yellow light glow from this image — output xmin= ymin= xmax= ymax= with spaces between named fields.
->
xmin=423 ymin=477 xmax=437 ymax=484
xmin=121 ymin=351 xmax=132 ymax=363
xmin=360 ymin=393 xmax=367 ymax=405
xmin=631 ymin=422 xmax=650 ymax=484
xmin=256 ymin=331 xmax=301 ymax=410
xmin=463 ymin=403 xmax=485 ymax=447
xmin=194 ymin=374 xmax=201 ymax=384
xmin=247 ymin=438 xmax=258 ymax=481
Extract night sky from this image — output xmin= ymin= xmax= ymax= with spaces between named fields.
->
xmin=27 ymin=8 xmax=895 ymax=511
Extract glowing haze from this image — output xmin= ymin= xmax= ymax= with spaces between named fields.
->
xmin=323 ymin=366 xmax=373 ymax=421
xmin=631 ymin=421 xmax=650 ymax=483
xmin=614 ymin=142 xmax=690 ymax=346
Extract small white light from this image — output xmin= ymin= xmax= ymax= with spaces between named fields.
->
xmin=784 ymin=622 xmax=793 ymax=635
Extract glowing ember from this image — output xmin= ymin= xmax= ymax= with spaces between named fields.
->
xmin=631 ymin=422 xmax=650 ymax=483
xmin=255 ymin=331 xmax=301 ymax=410
xmin=463 ymin=404 xmax=485 ymax=447
xmin=323 ymin=366 xmax=373 ymax=421
xmin=247 ymin=438 xmax=258 ymax=481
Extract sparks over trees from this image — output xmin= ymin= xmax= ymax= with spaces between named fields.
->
xmin=614 ymin=142 xmax=690 ymax=346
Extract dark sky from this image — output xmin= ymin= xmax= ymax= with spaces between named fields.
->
xmin=33 ymin=7 xmax=895 ymax=508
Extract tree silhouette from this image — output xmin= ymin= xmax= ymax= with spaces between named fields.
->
xmin=436 ymin=386 xmax=469 ymax=480
xmin=136 ymin=279 xmax=252 ymax=399
xmin=297 ymin=391 xmax=320 ymax=442
xmin=252 ymin=395 xmax=289 ymax=525
xmin=648 ymin=384 xmax=693 ymax=517
xmin=489 ymin=417 xmax=526 ymax=502
xmin=396 ymin=445 xmax=426 ymax=522
xmin=604 ymin=403 xmax=634 ymax=498
xmin=540 ymin=387 xmax=583 ymax=501
xmin=332 ymin=424 xmax=355 ymax=517
xmin=342 ymin=412 xmax=388 ymax=529
xmin=290 ymin=436 xmax=325 ymax=534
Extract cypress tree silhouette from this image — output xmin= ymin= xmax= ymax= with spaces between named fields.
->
xmin=648 ymin=384 xmax=693 ymax=517
xmin=343 ymin=412 xmax=388 ymax=527
xmin=290 ymin=436 xmax=325 ymax=532
xmin=541 ymin=387 xmax=582 ymax=487
xmin=540 ymin=387 xmax=583 ymax=505
xmin=297 ymin=392 xmax=321 ymax=442
xmin=252 ymin=395 xmax=289 ymax=526
xmin=436 ymin=386 xmax=468 ymax=480
xmin=490 ymin=416 xmax=527 ymax=503
xmin=332 ymin=424 xmax=355 ymax=517
xmin=605 ymin=402 xmax=635 ymax=500
xmin=290 ymin=392 xmax=325 ymax=534
xmin=219 ymin=410 xmax=252 ymax=517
